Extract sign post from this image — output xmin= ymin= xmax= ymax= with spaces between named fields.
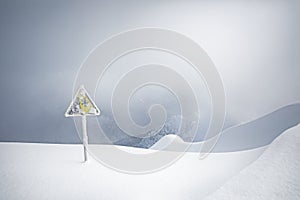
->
xmin=65 ymin=85 xmax=100 ymax=162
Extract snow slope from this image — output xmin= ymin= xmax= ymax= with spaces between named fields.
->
xmin=205 ymin=124 xmax=300 ymax=200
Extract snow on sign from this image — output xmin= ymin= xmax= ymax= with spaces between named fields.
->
xmin=65 ymin=85 xmax=100 ymax=117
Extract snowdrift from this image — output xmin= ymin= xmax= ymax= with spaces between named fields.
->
xmin=151 ymin=103 xmax=300 ymax=152
xmin=205 ymin=124 xmax=300 ymax=200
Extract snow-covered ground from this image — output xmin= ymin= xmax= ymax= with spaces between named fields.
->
xmin=0 ymin=124 xmax=299 ymax=199
xmin=0 ymin=143 xmax=264 ymax=199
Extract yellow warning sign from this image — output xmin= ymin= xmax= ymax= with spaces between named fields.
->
xmin=65 ymin=85 xmax=100 ymax=117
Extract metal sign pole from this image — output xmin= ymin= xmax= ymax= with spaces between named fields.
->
xmin=82 ymin=115 xmax=88 ymax=162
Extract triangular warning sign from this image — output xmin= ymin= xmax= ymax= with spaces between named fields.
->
xmin=65 ymin=85 xmax=100 ymax=117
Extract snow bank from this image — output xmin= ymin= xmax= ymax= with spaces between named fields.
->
xmin=205 ymin=124 xmax=300 ymax=200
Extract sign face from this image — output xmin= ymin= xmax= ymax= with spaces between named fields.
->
xmin=65 ymin=85 xmax=100 ymax=117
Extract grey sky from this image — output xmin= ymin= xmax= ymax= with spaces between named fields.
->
xmin=0 ymin=0 xmax=299 ymax=143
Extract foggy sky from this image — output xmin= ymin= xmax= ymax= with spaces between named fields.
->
xmin=0 ymin=0 xmax=299 ymax=143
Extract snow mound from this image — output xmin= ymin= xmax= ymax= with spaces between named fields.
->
xmin=150 ymin=134 xmax=206 ymax=153
xmin=205 ymin=124 xmax=300 ymax=200
xmin=150 ymin=134 xmax=186 ymax=150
